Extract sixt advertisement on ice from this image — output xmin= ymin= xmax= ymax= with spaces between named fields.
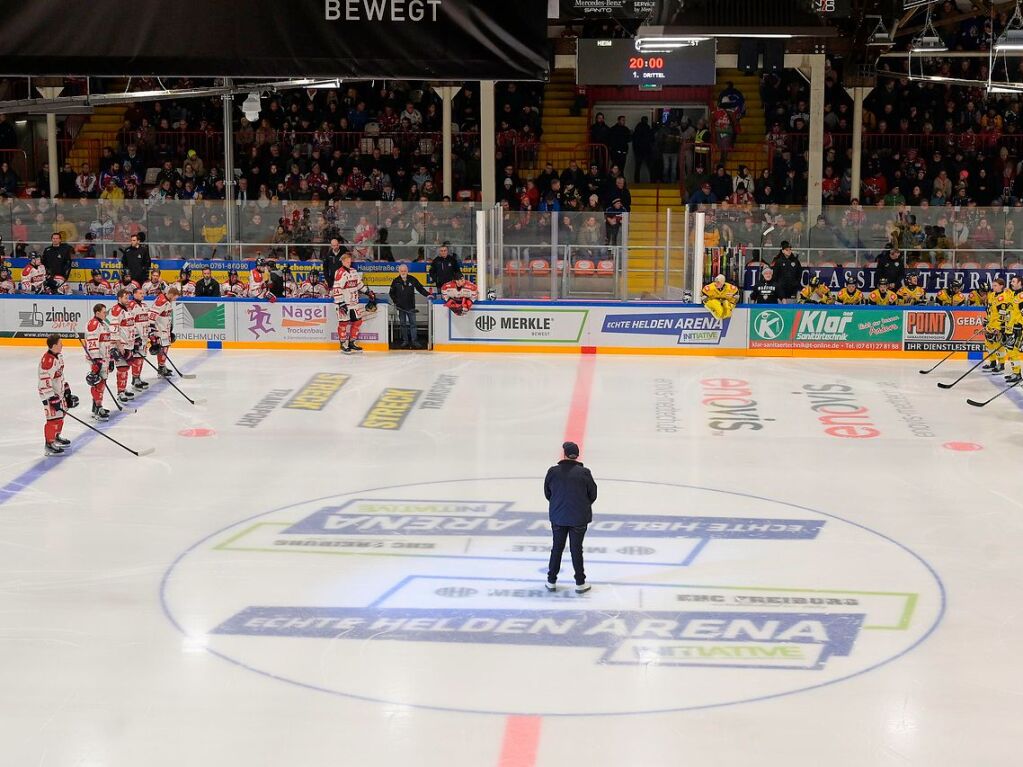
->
xmin=749 ymin=307 xmax=903 ymax=351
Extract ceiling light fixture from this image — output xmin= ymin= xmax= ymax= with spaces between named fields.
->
xmin=911 ymin=4 xmax=947 ymax=53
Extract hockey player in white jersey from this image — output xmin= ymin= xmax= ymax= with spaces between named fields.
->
xmin=332 ymin=252 xmax=376 ymax=353
xmin=107 ymin=288 xmax=136 ymax=403
xmin=149 ymin=286 xmax=179 ymax=377
xmin=84 ymin=303 xmax=112 ymax=421
xmin=128 ymin=285 xmax=151 ymax=392
xmin=20 ymin=252 xmax=46 ymax=293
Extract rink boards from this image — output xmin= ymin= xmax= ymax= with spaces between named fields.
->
xmin=0 ymin=294 xmax=986 ymax=358
xmin=432 ymin=301 xmax=987 ymax=359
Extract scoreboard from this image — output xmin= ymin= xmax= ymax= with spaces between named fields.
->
xmin=576 ymin=38 xmax=716 ymax=86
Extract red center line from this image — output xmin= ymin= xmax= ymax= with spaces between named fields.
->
xmin=496 ymin=354 xmax=597 ymax=767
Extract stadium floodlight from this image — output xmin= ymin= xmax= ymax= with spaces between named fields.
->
xmin=995 ymin=29 xmax=1023 ymax=51
xmin=866 ymin=16 xmax=893 ymax=46
xmin=242 ymin=92 xmax=261 ymax=122
xmin=995 ymin=2 xmax=1023 ymax=52
xmin=910 ymin=5 xmax=946 ymax=53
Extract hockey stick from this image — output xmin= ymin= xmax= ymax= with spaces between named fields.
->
xmin=59 ymin=408 xmax=154 ymax=457
xmin=967 ymin=379 xmax=1023 ymax=407
xmin=164 ymin=352 xmax=196 ymax=379
xmin=75 ymin=334 xmax=128 ymax=413
xmin=918 ymin=329 xmax=985 ymax=375
xmin=104 ymin=378 xmax=125 ymax=412
xmin=141 ymin=355 xmax=206 ymax=405
xmin=936 ymin=344 xmax=1004 ymax=390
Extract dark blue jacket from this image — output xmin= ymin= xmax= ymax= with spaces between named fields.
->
xmin=544 ymin=460 xmax=597 ymax=527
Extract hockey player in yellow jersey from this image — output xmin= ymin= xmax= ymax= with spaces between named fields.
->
xmin=702 ymin=274 xmax=740 ymax=320
xmin=867 ymin=278 xmax=899 ymax=306
xmin=968 ymin=282 xmax=990 ymax=306
xmin=1003 ymin=276 xmax=1023 ymax=384
xmin=983 ymin=277 xmax=1012 ymax=374
xmin=936 ymin=279 xmax=968 ymax=306
xmin=835 ymin=274 xmax=864 ymax=305
xmin=798 ymin=275 xmax=832 ymax=304
xmin=897 ymin=273 xmax=927 ymax=305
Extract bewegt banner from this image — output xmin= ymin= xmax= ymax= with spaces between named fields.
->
xmin=0 ymin=0 xmax=549 ymax=80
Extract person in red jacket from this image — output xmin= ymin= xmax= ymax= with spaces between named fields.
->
xmin=441 ymin=272 xmax=478 ymax=315
xmin=39 ymin=334 xmax=78 ymax=456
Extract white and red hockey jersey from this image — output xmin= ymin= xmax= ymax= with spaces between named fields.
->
xmin=249 ymin=268 xmax=270 ymax=299
xmin=221 ymin=278 xmax=249 ymax=298
xmin=115 ymin=278 xmax=141 ymax=295
xmin=169 ymin=279 xmax=195 ymax=297
xmin=20 ymin=263 xmax=47 ymax=293
xmin=150 ymin=293 xmax=175 ymax=343
xmin=86 ymin=278 xmax=113 ymax=295
xmin=0 ymin=275 xmax=16 ymax=294
xmin=129 ymin=297 xmax=150 ymax=344
xmin=45 ymin=276 xmax=71 ymax=295
xmin=84 ymin=316 xmax=111 ymax=363
xmin=142 ymin=278 xmax=167 ymax=297
xmin=108 ymin=301 xmax=135 ymax=360
xmin=332 ymin=265 xmax=369 ymax=311
xmin=298 ymin=280 xmax=328 ymax=299
xmin=441 ymin=279 xmax=478 ymax=310
xmin=38 ymin=349 xmax=66 ymax=401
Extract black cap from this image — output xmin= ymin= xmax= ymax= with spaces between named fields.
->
xmin=562 ymin=441 xmax=580 ymax=459
xmin=781 ymin=240 xmax=791 ymax=249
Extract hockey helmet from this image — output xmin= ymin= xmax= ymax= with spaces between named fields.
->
xmin=978 ymin=282 xmax=991 ymax=292
xmin=950 ymin=279 xmax=963 ymax=291
xmin=844 ymin=274 xmax=857 ymax=285
xmin=0 ymin=267 xmax=10 ymax=280
xmin=878 ymin=277 xmax=890 ymax=287
xmin=809 ymin=275 xmax=821 ymax=287
xmin=29 ymin=250 xmax=41 ymax=261
xmin=308 ymin=270 xmax=321 ymax=280
xmin=906 ymin=272 xmax=919 ymax=284
xmin=91 ymin=268 xmax=102 ymax=277
xmin=120 ymin=269 xmax=132 ymax=282
xmin=180 ymin=265 xmax=192 ymax=279
xmin=228 ymin=269 xmax=239 ymax=277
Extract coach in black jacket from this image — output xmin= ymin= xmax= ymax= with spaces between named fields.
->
xmin=42 ymin=233 xmax=74 ymax=279
xmin=544 ymin=441 xmax=598 ymax=593
xmin=120 ymin=233 xmax=151 ymax=285
xmin=750 ymin=266 xmax=779 ymax=303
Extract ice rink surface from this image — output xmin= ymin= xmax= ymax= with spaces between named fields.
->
xmin=1 ymin=346 xmax=1021 ymax=766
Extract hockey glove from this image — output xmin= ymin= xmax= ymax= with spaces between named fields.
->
xmin=170 ymin=332 xmax=177 ymax=344
xmin=47 ymin=395 xmax=62 ymax=410
xmin=64 ymin=387 xmax=79 ymax=409
xmin=108 ymin=360 xmax=115 ymax=372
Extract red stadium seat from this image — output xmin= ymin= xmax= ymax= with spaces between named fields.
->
xmin=912 ymin=261 xmax=932 ymax=270
xmin=573 ymin=259 xmax=596 ymax=276
xmin=504 ymin=260 xmax=525 ymax=275
xmin=530 ymin=258 xmax=551 ymax=275
xmin=596 ymin=259 xmax=616 ymax=276
xmin=960 ymin=262 xmax=981 ymax=270
xmin=983 ymin=262 xmax=1003 ymax=270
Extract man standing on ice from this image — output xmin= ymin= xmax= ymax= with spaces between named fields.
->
xmin=544 ymin=441 xmax=597 ymax=594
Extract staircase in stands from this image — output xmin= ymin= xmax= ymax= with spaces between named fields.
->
xmin=520 ymin=69 xmax=589 ymax=178
xmin=716 ymin=68 xmax=769 ymax=180
xmin=66 ymin=104 xmax=129 ymax=172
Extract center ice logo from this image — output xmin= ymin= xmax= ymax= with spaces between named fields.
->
xmin=162 ymin=478 xmax=944 ymax=715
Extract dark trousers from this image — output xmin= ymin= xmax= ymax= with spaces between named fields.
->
xmin=548 ymin=523 xmax=587 ymax=585
xmin=397 ymin=307 xmax=417 ymax=345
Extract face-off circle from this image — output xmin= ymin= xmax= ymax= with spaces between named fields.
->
xmin=162 ymin=478 xmax=944 ymax=715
